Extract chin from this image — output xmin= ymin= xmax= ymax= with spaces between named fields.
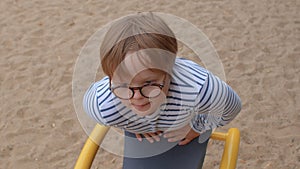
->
xmin=124 ymin=100 xmax=162 ymax=117
xmin=132 ymin=108 xmax=153 ymax=117
xmin=132 ymin=106 xmax=157 ymax=117
xmin=134 ymin=112 xmax=151 ymax=117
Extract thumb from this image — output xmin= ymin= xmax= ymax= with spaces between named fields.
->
xmin=178 ymin=138 xmax=191 ymax=146
xmin=135 ymin=133 xmax=142 ymax=142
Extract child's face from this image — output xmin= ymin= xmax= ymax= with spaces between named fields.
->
xmin=111 ymin=52 xmax=170 ymax=117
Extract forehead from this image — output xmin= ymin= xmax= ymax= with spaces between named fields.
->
xmin=112 ymin=49 xmax=175 ymax=81
xmin=112 ymin=68 xmax=164 ymax=84
xmin=111 ymin=51 xmax=165 ymax=83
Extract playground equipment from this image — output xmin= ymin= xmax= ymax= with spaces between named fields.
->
xmin=74 ymin=124 xmax=240 ymax=169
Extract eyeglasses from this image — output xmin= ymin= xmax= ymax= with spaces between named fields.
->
xmin=111 ymin=75 xmax=166 ymax=100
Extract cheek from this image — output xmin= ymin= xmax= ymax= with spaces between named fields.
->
xmin=120 ymin=100 xmax=131 ymax=107
xmin=150 ymin=92 xmax=167 ymax=107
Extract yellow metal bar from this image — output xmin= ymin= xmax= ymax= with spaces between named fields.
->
xmin=75 ymin=126 xmax=240 ymax=169
xmin=74 ymin=124 xmax=110 ymax=169
xmin=219 ymin=128 xmax=240 ymax=169
xmin=210 ymin=131 xmax=227 ymax=141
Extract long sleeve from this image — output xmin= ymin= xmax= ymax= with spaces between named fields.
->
xmin=83 ymin=78 xmax=111 ymax=126
xmin=190 ymin=71 xmax=242 ymax=133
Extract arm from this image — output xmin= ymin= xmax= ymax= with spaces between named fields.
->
xmin=163 ymin=71 xmax=241 ymax=145
xmin=83 ymin=80 xmax=110 ymax=125
xmin=191 ymin=71 xmax=242 ymax=133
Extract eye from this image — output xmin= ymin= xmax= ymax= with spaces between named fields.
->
xmin=144 ymin=80 xmax=155 ymax=84
xmin=111 ymin=83 xmax=129 ymax=88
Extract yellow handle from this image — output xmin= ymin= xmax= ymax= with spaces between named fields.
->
xmin=211 ymin=128 xmax=240 ymax=169
xmin=74 ymin=124 xmax=110 ymax=169
xmin=75 ymin=126 xmax=240 ymax=169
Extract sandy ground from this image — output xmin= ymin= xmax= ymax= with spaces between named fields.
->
xmin=1 ymin=0 xmax=299 ymax=168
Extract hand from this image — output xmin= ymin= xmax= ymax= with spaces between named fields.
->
xmin=163 ymin=124 xmax=200 ymax=145
xmin=135 ymin=131 xmax=163 ymax=143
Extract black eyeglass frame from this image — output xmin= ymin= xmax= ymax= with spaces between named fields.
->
xmin=110 ymin=82 xmax=165 ymax=100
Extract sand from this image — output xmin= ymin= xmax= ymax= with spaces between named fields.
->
xmin=1 ymin=0 xmax=299 ymax=168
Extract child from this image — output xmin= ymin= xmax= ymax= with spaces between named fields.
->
xmin=83 ymin=12 xmax=241 ymax=169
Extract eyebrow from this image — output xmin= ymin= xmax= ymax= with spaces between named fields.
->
xmin=132 ymin=75 xmax=160 ymax=84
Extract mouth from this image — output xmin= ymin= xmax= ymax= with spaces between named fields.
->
xmin=131 ymin=102 xmax=151 ymax=111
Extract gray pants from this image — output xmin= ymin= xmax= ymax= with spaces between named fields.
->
xmin=123 ymin=131 xmax=209 ymax=169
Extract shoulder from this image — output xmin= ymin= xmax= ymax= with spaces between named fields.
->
xmin=93 ymin=76 xmax=110 ymax=92
xmin=174 ymin=58 xmax=208 ymax=78
xmin=84 ymin=76 xmax=126 ymax=125
xmin=86 ymin=76 xmax=113 ymax=105
xmin=171 ymin=58 xmax=209 ymax=91
xmin=164 ymin=58 xmax=209 ymax=107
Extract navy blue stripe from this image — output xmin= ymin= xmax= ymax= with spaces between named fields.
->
xmin=176 ymin=60 xmax=207 ymax=77
xmin=107 ymin=115 xmax=124 ymax=124
xmin=172 ymin=72 xmax=193 ymax=87
xmin=113 ymin=118 xmax=128 ymax=126
xmin=102 ymin=104 xmax=124 ymax=118
xmin=84 ymin=88 xmax=100 ymax=121
xmin=126 ymin=114 xmax=138 ymax=122
xmin=177 ymin=62 xmax=207 ymax=79
xmin=167 ymin=96 xmax=195 ymax=102
xmin=168 ymin=89 xmax=199 ymax=95
xmin=95 ymin=81 xmax=107 ymax=90
xmin=106 ymin=108 xmax=128 ymax=123
xmin=223 ymin=86 xmax=234 ymax=113
xmin=157 ymin=118 xmax=177 ymax=122
xmin=101 ymin=101 xmax=121 ymax=112
xmin=156 ymin=120 xmax=186 ymax=126
xmin=102 ymin=109 xmax=117 ymax=119
xmin=92 ymin=90 xmax=106 ymax=122
xmin=210 ymin=80 xmax=226 ymax=112
xmin=98 ymin=91 xmax=112 ymax=106
xmin=198 ymin=75 xmax=221 ymax=112
xmin=159 ymin=116 xmax=189 ymax=122
xmin=170 ymin=81 xmax=192 ymax=87
xmin=96 ymin=81 xmax=109 ymax=93
xmin=160 ymin=112 xmax=189 ymax=117
xmin=160 ymin=102 xmax=194 ymax=108
xmin=120 ymin=109 xmax=132 ymax=118
xmin=161 ymin=108 xmax=189 ymax=112
xmin=128 ymin=123 xmax=148 ymax=130
xmin=197 ymin=74 xmax=211 ymax=107
xmin=178 ymin=71 xmax=204 ymax=86
xmin=131 ymin=125 xmax=152 ymax=131
xmin=97 ymin=86 xmax=110 ymax=100
xmin=223 ymin=90 xmax=240 ymax=119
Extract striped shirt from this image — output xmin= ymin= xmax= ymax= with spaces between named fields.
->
xmin=83 ymin=58 xmax=241 ymax=134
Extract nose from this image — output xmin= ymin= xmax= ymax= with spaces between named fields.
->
xmin=132 ymin=89 xmax=144 ymax=99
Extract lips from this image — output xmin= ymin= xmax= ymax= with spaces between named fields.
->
xmin=132 ymin=102 xmax=149 ymax=106
xmin=131 ymin=102 xmax=150 ymax=110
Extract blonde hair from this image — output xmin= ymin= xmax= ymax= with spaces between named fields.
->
xmin=100 ymin=12 xmax=178 ymax=79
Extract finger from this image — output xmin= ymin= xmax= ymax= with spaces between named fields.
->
xmin=167 ymin=135 xmax=185 ymax=142
xmin=163 ymin=131 xmax=178 ymax=138
xmin=143 ymin=133 xmax=154 ymax=143
xmin=149 ymin=133 xmax=160 ymax=142
xmin=178 ymin=138 xmax=192 ymax=145
xmin=156 ymin=131 xmax=163 ymax=136
xmin=135 ymin=134 xmax=142 ymax=142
